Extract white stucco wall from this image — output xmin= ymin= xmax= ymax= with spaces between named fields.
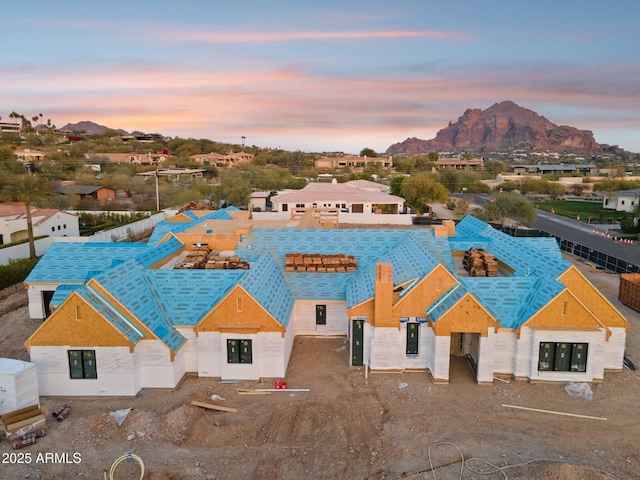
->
xmin=604 ymin=327 xmax=627 ymax=370
xmin=292 ymin=300 xmax=348 ymax=336
xmin=176 ymin=327 xmax=199 ymax=373
xmin=197 ymin=331 xmax=222 ymax=377
xmin=135 ymin=340 xmax=182 ymax=389
xmin=431 ymin=334 xmax=451 ymax=382
xmin=369 ymin=327 xmax=402 ymax=370
xmin=30 ymin=346 xmax=138 ymax=396
xmin=493 ymin=329 xmax=517 ymax=375
xmin=519 ymin=328 xmax=606 ymax=382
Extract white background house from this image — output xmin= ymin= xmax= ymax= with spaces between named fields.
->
xmin=0 ymin=204 xmax=80 ymax=245
xmin=602 ymin=188 xmax=640 ymax=213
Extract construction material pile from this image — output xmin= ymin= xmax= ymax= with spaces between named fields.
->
xmin=1 ymin=404 xmax=48 ymax=446
xmin=463 ymin=248 xmax=498 ymax=277
xmin=175 ymin=245 xmax=250 ymax=270
xmin=285 ymin=253 xmax=357 ymax=273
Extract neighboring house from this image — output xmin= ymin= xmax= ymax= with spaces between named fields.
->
xmin=0 ymin=204 xmax=79 ymax=244
xmin=15 ymin=148 xmax=45 ymax=163
xmin=137 ymin=168 xmax=205 ymax=181
xmin=23 ymin=211 xmax=629 ymax=396
xmin=249 ymin=191 xmax=269 ymax=212
xmin=270 ymin=181 xmax=406 ymax=216
xmin=510 ymin=164 xmax=598 ymax=175
xmin=316 ymin=155 xmax=392 ymax=171
xmin=189 ymin=152 xmax=254 ymax=167
xmin=0 ymin=122 xmax=21 ymax=134
xmin=435 ymin=158 xmax=484 ymax=170
xmin=85 ymin=153 xmax=166 ymax=165
xmin=602 ymin=188 xmax=640 ymax=213
xmin=54 ymin=185 xmax=116 ymax=203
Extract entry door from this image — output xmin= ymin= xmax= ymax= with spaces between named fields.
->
xmin=352 ymin=320 xmax=364 ymax=366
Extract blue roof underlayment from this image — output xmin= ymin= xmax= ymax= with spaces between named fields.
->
xmin=147 ymin=269 xmax=245 ymax=326
xmin=50 ymin=284 xmax=83 ymax=307
xmin=76 ymin=284 xmax=145 ymax=345
xmin=239 ymin=253 xmax=294 ymax=328
xmin=427 ymin=284 xmax=469 ymax=321
xmin=346 ymin=233 xmax=441 ymax=308
xmin=91 ymin=259 xmax=186 ymax=352
xmin=25 ymin=242 xmax=148 ymax=284
xmin=30 ymin=214 xmax=579 ymax=344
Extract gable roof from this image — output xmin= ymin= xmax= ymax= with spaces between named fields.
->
xmin=346 ymin=233 xmax=440 ymax=308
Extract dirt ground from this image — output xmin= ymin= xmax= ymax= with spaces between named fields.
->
xmin=1 ymin=256 xmax=640 ymax=480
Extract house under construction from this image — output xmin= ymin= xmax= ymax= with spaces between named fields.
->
xmin=23 ymin=209 xmax=629 ymax=396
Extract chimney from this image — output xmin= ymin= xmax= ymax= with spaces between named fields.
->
xmin=373 ymin=263 xmax=395 ymax=327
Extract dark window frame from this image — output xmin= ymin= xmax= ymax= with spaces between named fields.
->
xmin=227 ymin=339 xmax=253 ymax=364
xmin=406 ymin=323 xmax=419 ymax=355
xmin=538 ymin=342 xmax=588 ymax=372
xmin=315 ymin=304 xmax=327 ymax=325
xmin=68 ymin=349 xmax=97 ymax=379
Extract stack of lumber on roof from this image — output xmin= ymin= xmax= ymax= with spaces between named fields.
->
xmin=0 ymin=404 xmax=48 ymax=442
xmin=463 ymin=248 xmax=498 ymax=277
xmin=285 ymin=253 xmax=357 ymax=273
xmin=176 ymin=248 xmax=250 ymax=270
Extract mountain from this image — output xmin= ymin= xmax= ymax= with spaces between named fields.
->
xmin=60 ymin=121 xmax=128 ymax=136
xmin=386 ymin=101 xmax=624 ymax=156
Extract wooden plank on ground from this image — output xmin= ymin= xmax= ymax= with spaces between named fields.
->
xmin=254 ymin=388 xmax=310 ymax=392
xmin=502 ymin=404 xmax=607 ymax=420
xmin=191 ymin=401 xmax=237 ymax=413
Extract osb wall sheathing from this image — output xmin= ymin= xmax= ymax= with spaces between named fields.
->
xmin=373 ymin=264 xmax=394 ymax=327
xmin=27 ymin=292 xmax=133 ymax=350
xmin=198 ymin=285 xmax=285 ymax=336
xmin=166 ymin=212 xmax=196 ymax=223
xmin=393 ymin=265 xmax=459 ymax=318
xmin=431 ymin=293 xmax=497 ymax=337
xmin=558 ymin=266 xmax=629 ymax=329
xmin=176 ymin=233 xmax=241 ymax=252
xmin=523 ymin=289 xmax=606 ymax=331
xmin=347 ymin=299 xmax=374 ymax=320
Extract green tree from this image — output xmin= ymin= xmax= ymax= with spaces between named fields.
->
xmin=439 ymin=168 xmax=460 ymax=193
xmin=360 ymin=148 xmax=378 ymax=157
xmin=1 ymin=174 xmax=52 ymax=258
xmin=427 ymin=152 xmax=439 ymax=162
xmin=399 ymin=173 xmax=449 ymax=214
xmin=475 ymin=194 xmax=537 ymax=226
xmin=390 ymin=176 xmax=405 ymax=196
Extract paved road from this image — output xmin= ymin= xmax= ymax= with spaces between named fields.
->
xmin=531 ymin=210 xmax=640 ymax=266
xmin=452 ymin=194 xmax=639 ymax=267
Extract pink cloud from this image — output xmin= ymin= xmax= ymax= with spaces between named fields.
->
xmin=161 ymin=29 xmax=475 ymax=43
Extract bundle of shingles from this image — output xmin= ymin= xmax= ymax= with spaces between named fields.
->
xmin=462 ymin=248 xmax=498 ymax=277
xmin=285 ymin=253 xmax=357 ymax=273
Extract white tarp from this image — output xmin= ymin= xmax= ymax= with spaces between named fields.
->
xmin=0 ymin=358 xmax=40 ymax=415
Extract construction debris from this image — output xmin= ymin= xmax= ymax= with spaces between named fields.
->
xmin=1 ymin=404 xmax=49 ymax=442
xmin=463 ymin=248 xmax=498 ymax=277
xmin=285 ymin=253 xmax=357 ymax=273
xmin=191 ymin=400 xmax=238 ymax=413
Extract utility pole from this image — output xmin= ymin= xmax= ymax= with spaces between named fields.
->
xmin=155 ymin=161 xmax=160 ymax=212
xmin=241 ymin=136 xmax=246 ymax=152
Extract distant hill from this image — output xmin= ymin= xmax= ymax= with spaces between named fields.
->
xmin=60 ymin=121 xmax=128 ymax=136
xmin=386 ymin=101 xmax=627 ymax=156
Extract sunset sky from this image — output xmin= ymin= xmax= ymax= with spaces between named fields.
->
xmin=2 ymin=1 xmax=639 ymax=154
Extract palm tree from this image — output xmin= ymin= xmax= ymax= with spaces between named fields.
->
xmin=2 ymin=174 xmax=51 ymax=258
